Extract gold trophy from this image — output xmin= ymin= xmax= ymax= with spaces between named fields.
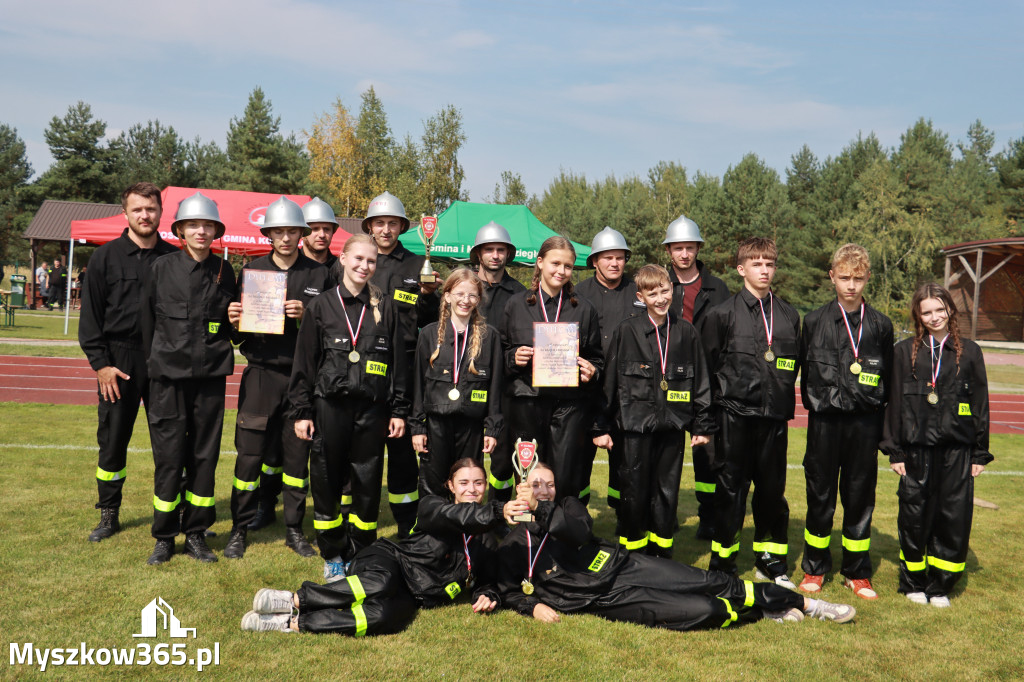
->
xmin=419 ymin=214 xmax=439 ymax=284
xmin=512 ymin=438 xmax=539 ymax=522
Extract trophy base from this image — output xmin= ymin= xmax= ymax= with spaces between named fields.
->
xmin=512 ymin=512 xmax=534 ymax=523
xmin=419 ymin=274 xmax=436 ymax=284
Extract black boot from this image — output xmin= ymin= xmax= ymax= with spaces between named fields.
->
xmin=285 ymin=526 xmax=315 ymax=558
xmin=147 ymin=539 xmax=175 ymax=565
xmin=248 ymin=502 xmax=277 ymax=531
xmin=184 ymin=532 xmax=218 ymax=562
xmin=88 ymin=508 xmax=121 ymax=542
xmin=224 ymin=527 xmax=247 ymax=559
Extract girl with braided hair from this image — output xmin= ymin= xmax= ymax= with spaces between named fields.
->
xmin=880 ymin=283 xmax=992 ymax=608
xmin=498 ymin=237 xmax=604 ymax=501
xmin=411 ymin=268 xmax=504 ymax=497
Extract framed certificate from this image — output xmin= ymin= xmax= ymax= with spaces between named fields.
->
xmin=532 ymin=321 xmax=579 ymax=387
xmin=239 ymin=270 xmax=287 ymax=334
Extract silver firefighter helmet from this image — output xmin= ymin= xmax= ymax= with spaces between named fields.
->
xmin=261 ymin=196 xmax=310 ymax=236
xmin=470 ymin=221 xmax=517 ymax=264
xmin=302 ymin=197 xmax=339 ymax=228
xmin=172 ymin=192 xmax=225 ymax=239
xmin=361 ymin=191 xmax=410 ymax=234
xmin=662 ymin=214 xmax=704 ymax=245
xmin=587 ymin=226 xmax=631 ymax=267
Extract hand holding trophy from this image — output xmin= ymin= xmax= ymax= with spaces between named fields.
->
xmin=512 ymin=438 xmax=539 ymax=522
xmin=419 ymin=215 xmax=439 ymax=284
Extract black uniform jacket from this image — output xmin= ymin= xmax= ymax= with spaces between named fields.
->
xmin=699 ymin=289 xmax=801 ymax=421
xmin=141 ymin=250 xmax=237 ymax=381
xmin=371 ymin=243 xmax=440 ymax=352
xmin=79 ymin=229 xmax=177 ymax=371
xmin=575 ymin=276 xmax=646 ymax=354
xmin=498 ymin=497 xmax=629 ymax=616
xmin=389 ymin=495 xmax=504 ymax=608
xmin=599 ymin=312 xmax=715 ymax=435
xmin=410 ymin=322 xmax=504 ymax=437
xmin=879 ymin=337 xmax=992 ymax=466
xmin=288 ymin=284 xmax=408 ymax=420
xmin=669 ymin=259 xmax=730 ymax=326
xmin=498 ymin=289 xmax=604 ymax=400
xmin=232 ymin=253 xmax=330 ymax=370
xmin=479 ymin=271 xmax=526 ymax=325
xmin=800 ymin=299 xmax=894 ymax=414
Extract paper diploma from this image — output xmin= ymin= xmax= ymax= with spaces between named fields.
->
xmin=532 ymin=322 xmax=579 ymax=387
xmin=239 ymin=270 xmax=287 ymax=334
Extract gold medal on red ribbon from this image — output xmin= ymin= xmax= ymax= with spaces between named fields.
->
xmin=764 ymin=349 xmax=775 ymax=362
xmin=521 ymin=579 xmax=535 ymax=595
xmin=927 ymin=391 xmax=939 ymax=405
xmin=660 ymin=379 xmax=668 ymax=392
xmin=850 ymin=361 xmax=862 ymax=375
xmin=348 ymin=350 xmax=360 ymax=363
xmin=448 ymin=388 xmax=460 ymax=401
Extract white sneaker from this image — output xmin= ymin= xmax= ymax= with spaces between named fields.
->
xmin=241 ymin=611 xmax=293 ymax=632
xmin=756 ymin=569 xmax=797 ymax=590
xmin=253 ymin=589 xmax=294 ymax=614
xmin=324 ymin=557 xmax=348 ymax=583
xmin=808 ymin=600 xmax=856 ymax=623
xmin=765 ymin=607 xmax=804 ymax=623
xmin=906 ymin=592 xmax=928 ymax=605
xmin=930 ymin=595 xmax=951 ymax=608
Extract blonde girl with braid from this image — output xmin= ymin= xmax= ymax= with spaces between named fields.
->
xmin=880 ymin=282 xmax=992 ymax=607
xmin=289 ymin=233 xmax=410 ymax=581
xmin=411 ymin=268 xmax=505 ymax=497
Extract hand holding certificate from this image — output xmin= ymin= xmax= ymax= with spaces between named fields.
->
xmin=239 ymin=270 xmax=288 ymax=334
xmin=532 ymin=322 xmax=580 ymax=387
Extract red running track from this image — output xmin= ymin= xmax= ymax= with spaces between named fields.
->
xmin=1 ymin=354 xmax=1022 ymax=434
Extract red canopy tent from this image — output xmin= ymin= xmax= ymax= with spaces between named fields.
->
xmin=70 ymin=186 xmax=352 ymax=257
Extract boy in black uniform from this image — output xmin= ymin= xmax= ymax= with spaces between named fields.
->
xmin=663 ymin=214 xmax=730 ymax=539
xmin=224 ymin=197 xmax=329 ymax=559
xmin=575 ymin=226 xmax=644 ymax=507
xmin=594 ymin=265 xmax=714 ymax=557
xmin=79 ymin=182 xmax=177 ymax=542
xmin=140 ymin=192 xmax=237 ymax=565
xmin=798 ymin=244 xmax=893 ymax=599
xmin=470 ymin=221 xmax=524 ymax=500
xmin=700 ymin=237 xmax=800 ymax=587
xmin=363 ymin=192 xmax=439 ymax=535
xmin=301 ymin=197 xmax=340 ymax=285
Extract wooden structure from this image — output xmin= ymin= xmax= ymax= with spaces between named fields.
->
xmin=942 ymin=237 xmax=1024 ymax=341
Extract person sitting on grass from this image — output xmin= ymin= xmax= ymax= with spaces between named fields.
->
xmin=498 ymin=464 xmax=857 ymax=630
xmin=241 ymin=459 xmax=527 ymax=635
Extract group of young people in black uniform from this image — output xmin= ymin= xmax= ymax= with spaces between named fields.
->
xmin=80 ymin=182 xmax=991 ymax=639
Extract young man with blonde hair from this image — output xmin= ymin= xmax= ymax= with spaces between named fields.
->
xmin=797 ymin=243 xmax=893 ymax=599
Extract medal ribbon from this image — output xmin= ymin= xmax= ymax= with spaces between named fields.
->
xmin=526 ymin=531 xmax=550 ymax=584
xmin=929 ymin=334 xmax=948 ymax=388
xmin=649 ymin=314 xmax=670 ymax=381
xmin=336 ymin=288 xmax=366 ymax=350
xmin=757 ymin=293 xmax=774 ymax=349
xmin=451 ymin=319 xmax=468 ymax=387
xmin=839 ymin=302 xmax=864 ymax=360
xmin=540 ymin=290 xmax=563 ymax=323
xmin=462 ymin=533 xmax=473 ymax=576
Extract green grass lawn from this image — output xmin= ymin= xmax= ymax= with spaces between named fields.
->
xmin=1 ymin=402 xmax=1021 ymax=680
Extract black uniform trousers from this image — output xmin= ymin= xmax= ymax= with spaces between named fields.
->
xmin=709 ymin=411 xmax=790 ymax=577
xmin=606 ymin=435 xmax=622 ymax=509
xmin=487 ymin=393 xmax=515 ymax=502
xmin=417 ymin=415 xmax=485 ymax=498
xmin=802 ymin=411 xmax=880 ymax=579
xmin=691 ymin=440 xmax=717 ymax=524
xmin=232 ymin=365 xmax=309 ymax=529
xmin=297 ymin=544 xmax=419 ymax=636
xmin=587 ymin=554 xmax=802 ymax=631
xmin=388 ymin=351 xmax=420 ymax=534
xmin=507 ymin=395 xmax=592 ymax=501
xmin=95 ymin=342 xmax=150 ymax=509
xmin=617 ymin=431 xmax=685 ymax=558
xmin=148 ymin=376 xmax=226 ymax=539
xmin=310 ymin=396 xmax=388 ymax=560
xmin=897 ymin=445 xmax=974 ymax=597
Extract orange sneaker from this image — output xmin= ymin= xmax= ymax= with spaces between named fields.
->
xmin=799 ymin=574 xmax=824 ymax=593
xmin=843 ymin=577 xmax=878 ymax=600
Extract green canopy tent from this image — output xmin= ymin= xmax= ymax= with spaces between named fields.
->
xmin=398 ymin=201 xmax=591 ymax=268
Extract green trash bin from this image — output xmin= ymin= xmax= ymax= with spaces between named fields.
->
xmin=9 ymin=274 xmax=27 ymax=307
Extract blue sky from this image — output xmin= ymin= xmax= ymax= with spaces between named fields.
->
xmin=2 ymin=0 xmax=1022 ymax=203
